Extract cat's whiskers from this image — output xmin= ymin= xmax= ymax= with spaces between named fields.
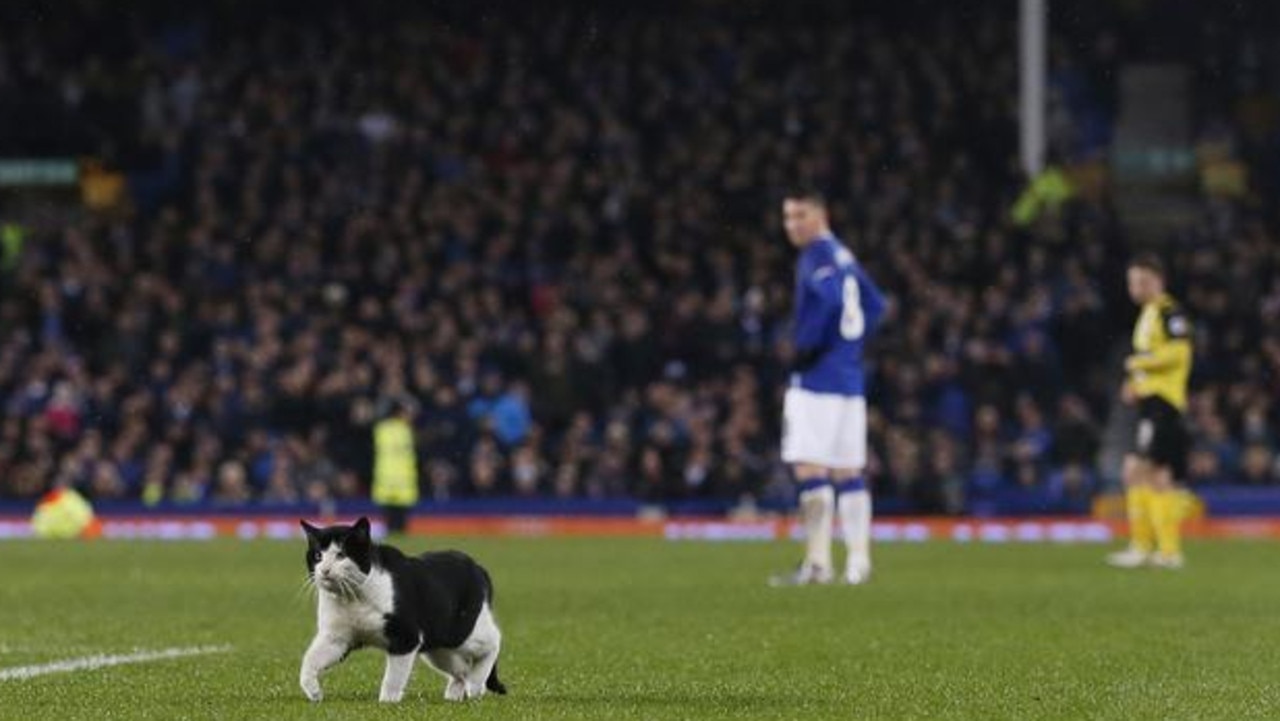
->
xmin=312 ymin=572 xmax=356 ymax=601
xmin=297 ymin=574 xmax=318 ymax=601
xmin=339 ymin=575 xmax=362 ymax=600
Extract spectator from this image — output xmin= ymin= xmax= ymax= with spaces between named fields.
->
xmin=1052 ymin=395 xmax=1100 ymax=474
xmin=1240 ymin=445 xmax=1276 ymax=486
xmin=1010 ymin=395 xmax=1054 ymax=486
xmin=490 ymin=382 xmax=533 ymax=448
xmin=510 ymin=445 xmax=545 ymax=497
xmin=213 ymin=461 xmax=252 ymax=506
xmin=1187 ymin=448 xmax=1227 ymax=487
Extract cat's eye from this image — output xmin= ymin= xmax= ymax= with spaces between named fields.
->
xmin=310 ymin=551 xmax=320 ymax=562
xmin=335 ymin=551 xmax=346 ymax=560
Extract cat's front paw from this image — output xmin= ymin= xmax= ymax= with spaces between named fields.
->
xmin=300 ymin=676 xmax=323 ymax=703
xmin=444 ymin=679 xmax=467 ymax=702
xmin=378 ymin=690 xmax=404 ymax=704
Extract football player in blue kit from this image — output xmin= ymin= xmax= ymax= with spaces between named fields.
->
xmin=771 ymin=189 xmax=886 ymax=586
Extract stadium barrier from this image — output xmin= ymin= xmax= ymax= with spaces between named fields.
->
xmin=2 ymin=512 xmax=1280 ymax=542
xmin=4 ymin=487 xmax=1280 ymax=541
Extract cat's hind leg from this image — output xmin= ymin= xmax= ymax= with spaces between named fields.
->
xmin=299 ymin=634 xmax=349 ymax=702
xmin=459 ymin=603 xmax=503 ymax=699
xmin=463 ymin=646 xmax=501 ymax=700
xmin=421 ymin=649 xmax=470 ymax=702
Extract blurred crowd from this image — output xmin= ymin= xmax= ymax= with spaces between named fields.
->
xmin=1 ymin=1 xmax=1278 ymax=512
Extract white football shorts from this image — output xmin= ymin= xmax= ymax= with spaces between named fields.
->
xmin=781 ymin=387 xmax=867 ymax=469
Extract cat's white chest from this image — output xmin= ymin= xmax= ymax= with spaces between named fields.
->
xmin=316 ymin=567 xmax=396 ymax=648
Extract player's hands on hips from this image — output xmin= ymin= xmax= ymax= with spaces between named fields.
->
xmin=792 ymin=346 xmax=824 ymax=373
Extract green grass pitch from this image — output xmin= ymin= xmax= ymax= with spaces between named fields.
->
xmin=1 ymin=537 xmax=1278 ymax=720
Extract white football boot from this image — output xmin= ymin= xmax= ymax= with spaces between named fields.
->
xmin=842 ymin=563 xmax=872 ymax=585
xmin=768 ymin=563 xmax=834 ymax=587
xmin=1106 ymin=547 xmax=1151 ymax=569
xmin=1149 ymin=553 xmax=1185 ymax=570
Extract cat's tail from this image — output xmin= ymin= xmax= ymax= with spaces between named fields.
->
xmin=485 ymin=660 xmax=508 ymax=695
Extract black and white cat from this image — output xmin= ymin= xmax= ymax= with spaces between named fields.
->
xmin=298 ymin=517 xmax=506 ymax=703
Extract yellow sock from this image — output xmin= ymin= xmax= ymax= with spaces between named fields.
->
xmin=1148 ymin=489 xmax=1183 ymax=558
xmin=1126 ymin=486 xmax=1154 ymax=554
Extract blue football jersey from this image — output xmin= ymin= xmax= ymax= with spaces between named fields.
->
xmin=790 ymin=235 xmax=885 ymax=396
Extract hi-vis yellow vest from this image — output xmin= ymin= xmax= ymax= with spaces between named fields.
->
xmin=372 ymin=418 xmax=419 ymax=507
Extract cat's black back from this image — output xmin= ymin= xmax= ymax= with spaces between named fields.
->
xmin=376 ymin=545 xmax=494 ymax=653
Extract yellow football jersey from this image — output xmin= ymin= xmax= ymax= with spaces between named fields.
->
xmin=1128 ymin=293 xmax=1192 ymax=410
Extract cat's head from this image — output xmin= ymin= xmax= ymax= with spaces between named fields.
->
xmin=299 ymin=517 xmax=374 ymax=595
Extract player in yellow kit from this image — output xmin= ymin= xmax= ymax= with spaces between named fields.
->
xmin=1108 ymin=254 xmax=1193 ymax=569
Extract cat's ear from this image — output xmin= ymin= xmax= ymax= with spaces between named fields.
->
xmin=300 ymin=520 xmax=319 ymax=540
xmin=351 ymin=516 xmax=371 ymax=542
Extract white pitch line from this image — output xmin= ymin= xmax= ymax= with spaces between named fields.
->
xmin=0 ymin=645 xmax=232 ymax=681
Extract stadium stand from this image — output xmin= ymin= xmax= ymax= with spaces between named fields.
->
xmin=0 ymin=0 xmax=1277 ymax=515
